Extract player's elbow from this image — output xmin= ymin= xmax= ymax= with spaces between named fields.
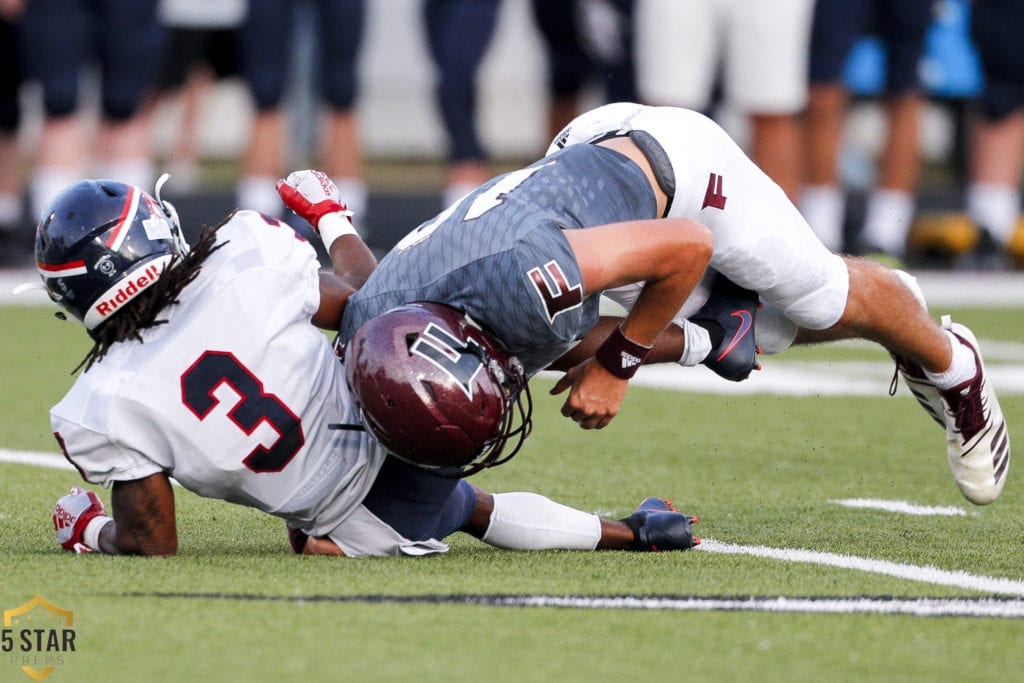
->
xmin=122 ymin=536 xmax=178 ymax=557
xmin=112 ymin=527 xmax=178 ymax=556
xmin=663 ymin=219 xmax=713 ymax=272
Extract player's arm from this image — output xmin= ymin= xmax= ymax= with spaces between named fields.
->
xmin=53 ymin=473 xmax=178 ymax=556
xmin=315 ymin=241 xmax=375 ymax=329
xmin=552 ymin=218 xmax=712 ymax=429
xmin=549 ymin=317 xmax=686 ymax=370
xmin=276 ymin=169 xmax=378 ymax=329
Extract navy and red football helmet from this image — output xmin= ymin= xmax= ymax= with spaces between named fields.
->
xmin=34 ymin=176 xmax=189 ymax=334
xmin=343 ymin=302 xmax=533 ymax=476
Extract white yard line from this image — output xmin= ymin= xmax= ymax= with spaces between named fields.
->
xmin=830 ymin=498 xmax=970 ymax=516
xmin=539 ymin=360 xmax=1024 ymax=396
xmin=496 ymin=595 xmax=1024 ymax=618
xmin=5 ymin=448 xmax=1021 ymax=605
xmin=697 ymin=539 xmax=1024 ymax=596
xmin=0 ymin=449 xmax=75 ymax=471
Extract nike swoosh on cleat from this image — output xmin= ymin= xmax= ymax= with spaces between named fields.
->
xmin=715 ymin=310 xmax=753 ymax=362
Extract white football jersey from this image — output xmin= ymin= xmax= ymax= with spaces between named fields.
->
xmin=549 ymin=103 xmax=850 ymax=336
xmin=51 ymin=210 xmax=386 ymax=537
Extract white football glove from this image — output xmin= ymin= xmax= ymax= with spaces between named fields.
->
xmin=53 ymin=486 xmax=112 ymax=553
xmin=276 ymin=169 xmax=345 ymax=226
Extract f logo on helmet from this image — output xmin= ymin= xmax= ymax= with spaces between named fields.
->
xmin=410 ymin=323 xmax=486 ymax=399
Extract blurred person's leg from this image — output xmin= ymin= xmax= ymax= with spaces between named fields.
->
xmin=588 ymin=0 xmax=639 ymax=104
xmin=424 ymin=0 xmax=501 ymax=209
xmin=317 ymin=0 xmax=368 ymax=224
xmin=635 ymin=0 xmax=719 ymax=110
xmin=727 ymin=0 xmax=815 ymax=203
xmin=530 ymin=0 xmax=592 ymax=141
xmin=20 ymin=0 xmax=92 ymax=219
xmin=800 ymin=0 xmax=869 ymax=252
xmin=93 ymin=0 xmax=163 ymax=190
xmin=151 ymin=27 xmax=220 ymax=192
xmin=0 ymin=12 xmax=24 ymax=233
xmin=968 ymin=112 xmax=1024 ymax=247
xmin=238 ymin=0 xmax=294 ymax=215
xmin=966 ymin=0 xmax=1024 ymax=258
xmin=858 ymin=0 xmax=932 ymax=258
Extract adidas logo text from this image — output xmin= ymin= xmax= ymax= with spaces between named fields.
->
xmin=621 ymin=352 xmax=642 ymax=369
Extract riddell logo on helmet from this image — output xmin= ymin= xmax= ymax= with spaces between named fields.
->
xmin=94 ymin=263 xmax=162 ymax=319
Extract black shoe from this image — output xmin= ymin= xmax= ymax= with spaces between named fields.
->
xmin=620 ymin=497 xmax=700 ymax=551
xmin=957 ymin=227 xmax=1009 ymax=271
xmin=691 ymin=274 xmax=760 ymax=381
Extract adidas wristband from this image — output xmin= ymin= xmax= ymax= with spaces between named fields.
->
xmin=82 ymin=515 xmax=113 ymax=553
xmin=318 ymin=211 xmax=357 ymax=250
xmin=594 ymin=325 xmax=652 ymax=379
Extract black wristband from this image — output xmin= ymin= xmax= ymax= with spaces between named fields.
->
xmin=594 ymin=326 xmax=653 ymax=379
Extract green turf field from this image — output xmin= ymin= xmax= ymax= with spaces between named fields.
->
xmin=2 ymin=303 xmax=1023 ymax=682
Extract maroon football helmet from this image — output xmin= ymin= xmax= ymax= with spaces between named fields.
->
xmin=343 ymin=302 xmax=532 ymax=476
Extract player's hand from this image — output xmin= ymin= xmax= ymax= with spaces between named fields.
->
xmin=53 ymin=487 xmax=107 ymax=553
xmin=550 ymin=358 xmax=628 ymax=430
xmin=276 ymin=170 xmax=353 ymax=233
xmin=286 ymin=524 xmax=344 ymax=555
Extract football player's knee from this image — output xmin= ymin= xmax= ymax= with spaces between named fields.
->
xmin=893 ymin=268 xmax=927 ymax=310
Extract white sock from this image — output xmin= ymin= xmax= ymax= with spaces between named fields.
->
xmin=861 ymin=188 xmax=914 ymax=255
xmin=332 ymin=176 xmax=368 ymax=228
xmin=967 ymin=182 xmax=1019 ymax=246
xmin=481 ymin=492 xmax=602 ymax=551
xmin=0 ymin=193 xmax=21 ymax=227
xmin=675 ymin=320 xmax=713 ymax=366
xmin=236 ymin=175 xmax=282 ymax=216
xmin=30 ymin=166 xmax=81 ymax=222
xmin=799 ymin=184 xmax=845 ymax=251
xmin=96 ymin=158 xmax=155 ymax=191
xmin=925 ymin=330 xmax=978 ymax=390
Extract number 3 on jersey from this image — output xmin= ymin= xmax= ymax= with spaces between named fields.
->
xmin=181 ymin=351 xmax=305 ymax=473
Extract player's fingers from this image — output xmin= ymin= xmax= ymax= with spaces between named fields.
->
xmin=549 ymin=373 xmax=572 ymax=396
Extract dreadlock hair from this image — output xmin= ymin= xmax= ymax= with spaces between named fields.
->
xmin=74 ymin=221 xmax=228 ymax=373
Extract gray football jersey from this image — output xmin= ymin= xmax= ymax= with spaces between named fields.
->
xmin=340 ymin=144 xmax=658 ymax=375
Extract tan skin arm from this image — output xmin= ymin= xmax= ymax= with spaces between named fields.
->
xmin=552 ymin=217 xmax=712 ymax=429
xmin=93 ymin=473 xmax=178 ymax=556
xmin=550 ymin=317 xmax=687 ymax=371
xmin=311 ymin=232 xmax=378 ymax=330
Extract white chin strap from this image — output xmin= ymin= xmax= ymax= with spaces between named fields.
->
xmin=154 ymin=173 xmax=189 ymax=255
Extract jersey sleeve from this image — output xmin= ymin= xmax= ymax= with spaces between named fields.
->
xmin=52 ymin=413 xmax=165 ymax=487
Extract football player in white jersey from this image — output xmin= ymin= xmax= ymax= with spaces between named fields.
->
xmin=45 ymin=172 xmax=700 ymax=557
xmin=545 ymin=103 xmax=1009 ymax=506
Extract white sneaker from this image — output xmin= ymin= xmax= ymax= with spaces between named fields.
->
xmin=938 ymin=317 xmax=1010 ymax=505
xmin=891 ymin=354 xmax=944 ymax=427
xmin=891 ymin=316 xmax=1010 ymax=505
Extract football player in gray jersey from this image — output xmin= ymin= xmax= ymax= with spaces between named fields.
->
xmin=334 ymin=103 xmax=1010 ymax=507
xmin=341 ymin=137 xmax=714 ymax=432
